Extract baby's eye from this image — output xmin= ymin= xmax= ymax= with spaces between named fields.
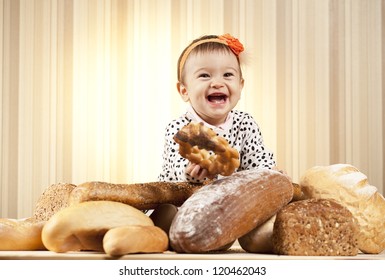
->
xmin=224 ymin=72 xmax=235 ymax=77
xmin=198 ymin=73 xmax=210 ymax=78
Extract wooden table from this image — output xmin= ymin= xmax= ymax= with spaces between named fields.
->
xmin=1 ymin=246 xmax=384 ymax=260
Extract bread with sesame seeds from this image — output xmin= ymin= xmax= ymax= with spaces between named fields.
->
xmin=33 ymin=183 xmax=77 ymax=222
xmin=68 ymin=181 xmax=203 ymax=210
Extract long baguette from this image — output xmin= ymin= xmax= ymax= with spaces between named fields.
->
xmin=69 ymin=181 xmax=204 ymax=210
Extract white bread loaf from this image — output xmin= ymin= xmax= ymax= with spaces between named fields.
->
xmin=0 ymin=218 xmax=46 ymax=250
xmin=0 ymin=183 xmax=76 ymax=251
xmin=42 ymin=201 xmax=154 ymax=253
xmin=299 ymin=163 xmax=385 ymax=254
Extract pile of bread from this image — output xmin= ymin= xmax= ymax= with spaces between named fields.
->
xmin=1 ymin=164 xmax=385 ymax=256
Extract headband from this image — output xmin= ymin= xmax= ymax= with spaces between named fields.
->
xmin=178 ymin=34 xmax=244 ymax=81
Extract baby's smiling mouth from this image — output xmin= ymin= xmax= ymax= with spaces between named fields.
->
xmin=207 ymin=93 xmax=228 ymax=104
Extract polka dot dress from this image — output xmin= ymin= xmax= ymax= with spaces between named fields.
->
xmin=158 ymin=110 xmax=276 ymax=183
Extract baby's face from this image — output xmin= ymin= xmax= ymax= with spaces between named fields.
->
xmin=179 ymin=50 xmax=244 ymax=126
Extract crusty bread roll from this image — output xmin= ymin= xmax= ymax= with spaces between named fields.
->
xmin=0 ymin=218 xmax=46 ymax=250
xmin=42 ymin=201 xmax=154 ymax=253
xmin=272 ymin=198 xmax=359 ymax=256
xmin=238 ymin=215 xmax=276 ymax=253
xmin=69 ymin=181 xmax=203 ymax=210
xmin=33 ymin=183 xmax=77 ymax=222
xmin=169 ymin=169 xmax=293 ymax=253
xmin=103 ymin=225 xmax=169 ymax=256
xmin=0 ymin=183 xmax=76 ymax=251
xmin=299 ymin=164 xmax=385 ymax=254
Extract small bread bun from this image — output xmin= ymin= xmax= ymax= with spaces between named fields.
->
xmin=103 ymin=225 xmax=169 ymax=256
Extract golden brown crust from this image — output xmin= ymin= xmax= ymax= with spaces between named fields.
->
xmin=0 ymin=218 xmax=46 ymax=250
xmin=173 ymin=122 xmax=240 ymax=176
xmin=272 ymin=198 xmax=359 ymax=256
xmin=103 ymin=225 xmax=169 ymax=256
xmin=68 ymin=181 xmax=203 ymax=210
xmin=291 ymin=183 xmax=306 ymax=201
xmin=169 ymin=169 xmax=293 ymax=253
xmin=42 ymin=201 xmax=154 ymax=253
xmin=0 ymin=183 xmax=76 ymax=251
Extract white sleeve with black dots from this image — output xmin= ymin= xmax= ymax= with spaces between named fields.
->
xmin=157 ymin=117 xmax=204 ymax=183
xmin=230 ymin=111 xmax=276 ymax=170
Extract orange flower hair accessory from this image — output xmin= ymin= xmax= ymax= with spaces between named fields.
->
xmin=178 ymin=34 xmax=244 ymax=81
xmin=218 ymin=33 xmax=244 ymax=56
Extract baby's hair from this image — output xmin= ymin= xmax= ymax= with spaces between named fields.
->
xmin=177 ymin=34 xmax=244 ymax=83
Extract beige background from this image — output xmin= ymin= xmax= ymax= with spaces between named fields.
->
xmin=1 ymin=0 xmax=384 ymax=218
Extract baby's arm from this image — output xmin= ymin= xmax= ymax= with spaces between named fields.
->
xmin=158 ymin=132 xmax=187 ymax=182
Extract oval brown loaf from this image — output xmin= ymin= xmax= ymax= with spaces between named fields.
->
xmin=299 ymin=164 xmax=385 ymax=254
xmin=69 ymin=181 xmax=203 ymax=210
xmin=272 ymin=198 xmax=359 ymax=256
xmin=169 ymin=169 xmax=293 ymax=253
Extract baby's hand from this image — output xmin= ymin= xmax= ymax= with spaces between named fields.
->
xmin=186 ymin=163 xmax=210 ymax=181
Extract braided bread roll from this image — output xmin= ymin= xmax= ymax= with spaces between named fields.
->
xmin=174 ymin=122 xmax=240 ymax=176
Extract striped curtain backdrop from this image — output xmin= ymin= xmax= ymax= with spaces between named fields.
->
xmin=1 ymin=0 xmax=384 ymax=218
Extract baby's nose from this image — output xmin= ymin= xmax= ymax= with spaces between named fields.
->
xmin=210 ymin=79 xmax=224 ymax=88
